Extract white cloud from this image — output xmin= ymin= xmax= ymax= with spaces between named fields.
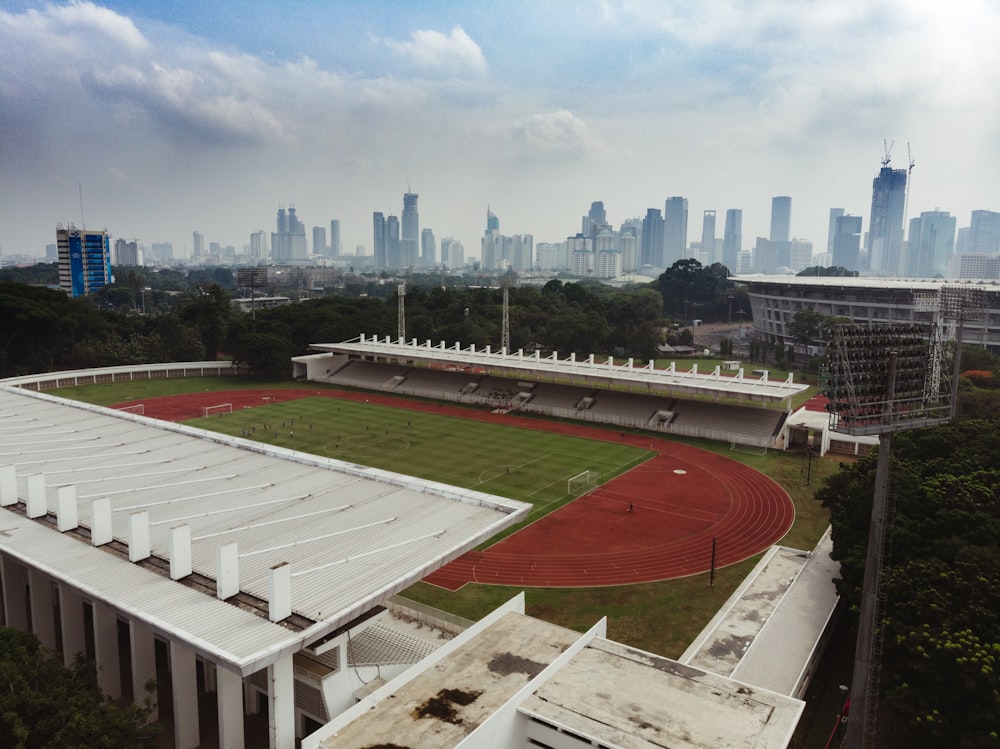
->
xmin=383 ymin=25 xmax=487 ymax=74
xmin=508 ymin=110 xmax=602 ymax=162
xmin=46 ymin=0 xmax=148 ymax=51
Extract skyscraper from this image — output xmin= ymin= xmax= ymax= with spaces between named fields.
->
xmin=312 ymin=226 xmax=326 ymax=256
xmin=701 ymin=210 xmax=717 ymax=264
xmin=968 ymin=210 xmax=1000 ymax=254
xmin=769 ymin=196 xmax=792 ymax=243
xmin=421 ymin=228 xmax=436 ymax=266
xmin=827 ymin=208 xmax=845 ymax=254
xmin=401 ymin=193 xmax=419 ymax=268
xmin=192 ymin=231 xmax=204 ymax=259
xmin=271 ymin=206 xmax=307 ymax=261
xmin=385 ymin=215 xmax=401 ymax=269
xmin=249 ymin=230 xmax=268 ymax=261
xmin=482 ymin=208 xmax=500 ymax=269
xmin=907 ymin=210 xmax=955 ymax=278
xmin=722 ymin=209 xmax=742 ymax=273
xmin=866 ymin=166 xmax=907 ymax=275
xmin=57 ymin=224 xmax=112 ymax=297
xmin=583 ymin=201 xmax=607 ymax=238
xmin=832 ymin=215 xmax=863 ymax=271
xmin=372 ymin=212 xmax=386 ymax=268
xmin=113 ymin=237 xmax=142 ymax=266
xmin=329 ymin=219 xmax=341 ymax=257
xmin=640 ymin=208 xmax=664 ymax=268
xmin=663 ymin=197 xmax=688 ymax=267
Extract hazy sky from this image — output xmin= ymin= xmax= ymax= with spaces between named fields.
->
xmin=2 ymin=0 xmax=999 ymax=260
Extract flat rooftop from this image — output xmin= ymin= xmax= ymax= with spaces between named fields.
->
xmin=317 ymin=609 xmax=803 ymax=749
xmin=521 ymin=637 xmax=803 ymax=748
xmin=320 ymin=611 xmax=581 ymax=748
xmin=681 ymin=531 xmax=840 ymax=696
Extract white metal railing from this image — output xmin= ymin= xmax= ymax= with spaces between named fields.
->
xmin=2 ymin=361 xmax=250 ymax=391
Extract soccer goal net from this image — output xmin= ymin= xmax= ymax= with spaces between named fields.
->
xmin=203 ymin=403 xmax=233 ymax=417
xmin=115 ymin=404 xmax=144 ymax=415
xmin=567 ymin=469 xmax=600 ymax=495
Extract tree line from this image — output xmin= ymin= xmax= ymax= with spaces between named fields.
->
xmin=1 ymin=260 xmax=745 ymax=378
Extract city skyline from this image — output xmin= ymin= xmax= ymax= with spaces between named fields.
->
xmin=2 ymin=1 xmax=1000 ymax=260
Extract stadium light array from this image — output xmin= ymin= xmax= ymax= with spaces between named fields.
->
xmin=822 ymin=324 xmax=951 ymax=436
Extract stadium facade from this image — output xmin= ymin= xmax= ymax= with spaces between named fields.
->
xmin=738 ymin=275 xmax=1000 ymax=353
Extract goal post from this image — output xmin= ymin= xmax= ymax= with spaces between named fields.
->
xmin=567 ymin=469 xmax=600 ymax=495
xmin=203 ymin=403 xmax=233 ymax=417
xmin=115 ymin=404 xmax=144 ymax=415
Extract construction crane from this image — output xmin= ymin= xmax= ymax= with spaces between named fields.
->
xmin=881 ymin=139 xmax=894 ymax=167
xmin=902 ymin=143 xmax=916 ymax=239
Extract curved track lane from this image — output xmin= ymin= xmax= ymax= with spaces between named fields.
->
xmin=117 ymin=387 xmax=794 ymax=589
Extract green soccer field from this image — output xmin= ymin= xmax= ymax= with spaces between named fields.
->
xmin=184 ymin=397 xmax=653 ymax=539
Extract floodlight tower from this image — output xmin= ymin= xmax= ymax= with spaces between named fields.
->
xmin=235 ymin=267 xmax=268 ymax=328
xmin=500 ymin=272 xmax=517 ymax=354
xmin=397 ymin=282 xmax=406 ymax=342
xmin=824 ymin=324 xmax=952 ymax=749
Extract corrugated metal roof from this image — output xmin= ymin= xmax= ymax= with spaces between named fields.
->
xmin=0 ymin=385 xmax=529 ymax=675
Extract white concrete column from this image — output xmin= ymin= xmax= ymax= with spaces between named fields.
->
xmin=25 ymin=474 xmax=47 ymax=518
xmin=217 ymin=667 xmax=245 ymax=749
xmin=59 ymin=585 xmax=87 ymax=668
xmin=28 ymin=569 xmax=57 ymax=649
xmin=267 ymin=655 xmax=295 ymax=749
xmin=169 ymin=639 xmax=200 ymax=749
xmin=92 ymin=600 xmax=122 ymax=700
xmin=204 ymin=662 xmax=217 ymax=693
xmin=129 ymin=618 xmax=159 ymax=722
xmin=0 ymin=465 xmax=18 ymax=506
xmin=268 ymin=562 xmax=291 ymax=622
xmin=56 ymin=485 xmax=79 ymax=532
xmin=1 ymin=556 xmax=28 ymax=631
xmin=244 ymin=677 xmax=259 ymax=715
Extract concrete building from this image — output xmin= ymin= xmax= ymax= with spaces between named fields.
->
xmin=401 ymin=193 xmax=419 ymax=268
xmin=906 ymin=210 xmax=956 ymax=278
xmin=663 ymin=197 xmax=688 ymax=268
xmin=738 ymin=275 xmax=1000 ymax=352
xmin=641 ymin=208 xmax=664 ymax=269
xmin=831 ymin=215 xmax=863 ymax=271
xmin=329 ymin=219 xmax=341 ymax=257
xmin=114 ymin=237 xmax=143 ymax=266
xmin=722 ymin=208 xmax=743 ymax=273
xmin=56 ymin=224 xmax=112 ymax=297
xmin=271 ymin=207 xmax=308 ymax=262
xmin=311 ymin=226 xmax=326 ymax=257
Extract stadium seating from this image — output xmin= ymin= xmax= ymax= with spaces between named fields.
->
xmin=325 ymin=361 xmax=787 ymax=448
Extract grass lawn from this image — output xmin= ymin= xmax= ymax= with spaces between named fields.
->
xmin=182 ymin=397 xmax=652 ymax=545
xmin=54 ymin=377 xmax=840 ymax=658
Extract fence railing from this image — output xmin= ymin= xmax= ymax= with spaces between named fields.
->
xmin=3 ymin=361 xmax=250 ymax=391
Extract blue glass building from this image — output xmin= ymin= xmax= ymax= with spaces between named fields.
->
xmin=57 ymin=225 xmax=113 ymax=297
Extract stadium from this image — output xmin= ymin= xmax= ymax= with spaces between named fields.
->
xmin=0 ymin=350 xmax=839 ymax=749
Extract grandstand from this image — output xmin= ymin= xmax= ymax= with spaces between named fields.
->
xmin=296 ymin=336 xmax=805 ymax=449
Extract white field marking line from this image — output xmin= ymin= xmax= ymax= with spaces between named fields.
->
xmin=472 ymin=450 xmax=558 ymax=487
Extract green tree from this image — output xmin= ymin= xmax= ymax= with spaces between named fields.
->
xmin=817 ymin=419 xmax=1000 ymax=747
xmin=230 ymin=333 xmax=296 ymax=377
xmin=0 ymin=627 xmax=158 ymax=749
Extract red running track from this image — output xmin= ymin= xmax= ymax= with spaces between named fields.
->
xmin=114 ymin=387 xmax=794 ymax=589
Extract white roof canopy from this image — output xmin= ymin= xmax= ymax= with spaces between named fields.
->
xmin=0 ymin=385 xmax=529 ymax=675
